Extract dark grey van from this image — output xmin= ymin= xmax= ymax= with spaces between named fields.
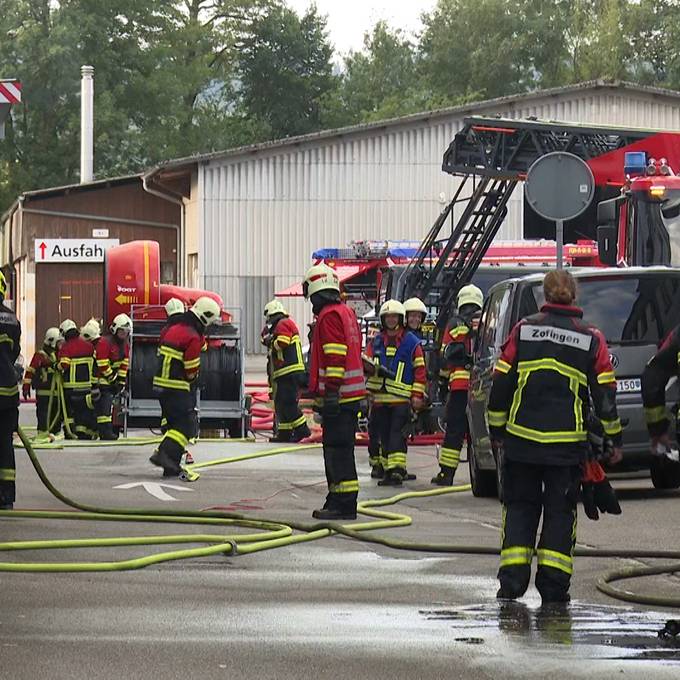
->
xmin=467 ymin=267 xmax=680 ymax=497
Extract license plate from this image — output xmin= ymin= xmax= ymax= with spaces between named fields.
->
xmin=617 ymin=378 xmax=641 ymax=393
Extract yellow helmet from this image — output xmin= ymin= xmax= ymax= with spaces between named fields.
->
xmin=302 ymin=263 xmax=340 ymax=298
xmin=44 ymin=327 xmax=61 ymax=348
xmin=403 ymin=297 xmax=427 ymax=316
xmin=190 ymin=297 xmax=221 ymax=327
xmin=0 ymin=270 xmax=6 ymax=300
xmin=111 ymin=313 xmax=132 ymax=334
xmin=457 ymin=284 xmax=483 ymax=311
xmin=59 ymin=319 xmax=78 ymax=336
xmin=165 ymin=298 xmax=185 ymax=317
xmin=263 ymin=299 xmax=287 ymax=319
xmin=81 ymin=318 xmax=101 ymax=341
xmin=379 ymin=299 xmax=406 ymax=322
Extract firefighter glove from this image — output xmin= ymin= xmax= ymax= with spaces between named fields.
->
xmin=22 ymin=383 xmax=31 ymax=399
xmin=90 ymin=386 xmax=101 ymax=403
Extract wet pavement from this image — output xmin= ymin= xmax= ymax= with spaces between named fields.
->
xmin=2 ymin=406 xmax=680 ymax=678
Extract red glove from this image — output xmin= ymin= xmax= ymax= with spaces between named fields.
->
xmin=22 ymin=383 xmax=31 ymax=399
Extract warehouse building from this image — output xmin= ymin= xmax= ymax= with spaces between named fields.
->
xmin=0 ymin=175 xmax=180 ymax=361
xmin=144 ymin=80 xmax=680 ymax=353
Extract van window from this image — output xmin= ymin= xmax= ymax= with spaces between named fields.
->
xmin=477 ymin=286 xmax=510 ymax=356
xmin=517 ymin=274 xmax=680 ymax=345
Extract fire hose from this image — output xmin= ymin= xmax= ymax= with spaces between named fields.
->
xmin=2 ymin=426 xmax=680 ymax=608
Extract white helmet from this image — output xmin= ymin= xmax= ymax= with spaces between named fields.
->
xmin=457 ymin=284 xmax=484 ymax=311
xmin=59 ymin=319 xmax=77 ymax=336
xmin=165 ymin=298 xmax=185 ymax=317
xmin=44 ymin=327 xmax=61 ymax=348
xmin=111 ymin=313 xmax=132 ymax=335
xmin=264 ymin=299 xmax=287 ymax=319
xmin=379 ymin=299 xmax=405 ymax=324
xmin=81 ymin=318 xmax=101 ymax=341
xmin=302 ymin=263 xmax=340 ymax=298
xmin=190 ymin=297 xmax=221 ymax=327
xmin=403 ymin=297 xmax=427 ymax=317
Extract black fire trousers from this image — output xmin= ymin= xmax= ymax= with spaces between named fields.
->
xmin=439 ymin=390 xmax=467 ymax=471
xmin=36 ymin=393 xmax=62 ymax=434
xmin=498 ymin=458 xmax=580 ymax=602
xmin=322 ymin=403 xmax=359 ymax=513
xmin=65 ymin=389 xmax=97 ymax=440
xmin=0 ymin=403 xmax=18 ymax=504
xmin=158 ymin=390 xmax=197 ymax=465
xmin=368 ymin=403 xmax=411 ymax=476
xmin=273 ymin=375 xmax=307 ymax=438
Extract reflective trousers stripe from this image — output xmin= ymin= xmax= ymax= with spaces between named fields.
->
xmin=278 ymin=414 xmax=307 ymax=431
xmin=97 ymin=415 xmax=112 ymax=424
xmin=536 ymin=548 xmax=573 ymax=575
xmin=0 ymin=468 xmax=16 ymax=481
xmin=165 ymin=428 xmax=189 ymax=449
xmin=329 ymin=479 xmax=359 ymax=494
xmin=500 ymin=545 xmax=534 ymax=567
xmin=438 ymin=447 xmax=460 ymax=468
xmin=385 ymin=452 xmax=407 ymax=470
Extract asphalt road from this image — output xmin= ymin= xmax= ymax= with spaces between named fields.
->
xmin=2 ymin=411 xmax=680 ymax=679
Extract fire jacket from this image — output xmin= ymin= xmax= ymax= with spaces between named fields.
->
xmin=24 ymin=348 xmax=57 ymax=396
xmin=58 ymin=336 xmax=96 ymax=392
xmin=440 ymin=315 xmax=473 ymax=392
xmin=269 ymin=316 xmax=305 ymax=381
xmin=488 ymin=303 xmax=622 ymax=455
xmin=153 ymin=319 xmax=204 ymax=392
xmin=641 ymin=324 xmax=680 ymax=437
xmin=366 ymin=328 xmax=426 ymax=404
xmin=0 ymin=302 xmax=21 ymax=405
xmin=96 ymin=334 xmax=130 ymax=387
xmin=308 ymin=302 xmax=366 ymax=404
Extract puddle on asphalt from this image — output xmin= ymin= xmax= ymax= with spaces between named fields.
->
xmin=419 ymin=602 xmax=680 ymax=662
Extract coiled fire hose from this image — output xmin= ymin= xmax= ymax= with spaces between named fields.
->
xmin=2 ymin=426 xmax=680 ymax=608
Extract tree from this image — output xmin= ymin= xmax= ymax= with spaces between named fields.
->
xmin=237 ymin=2 xmax=337 ymax=138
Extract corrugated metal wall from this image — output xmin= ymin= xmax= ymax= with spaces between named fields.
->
xmin=199 ymin=88 xmax=680 ymax=353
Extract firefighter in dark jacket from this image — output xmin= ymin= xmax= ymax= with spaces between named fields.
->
xmin=95 ymin=314 xmax=131 ymax=439
xmin=262 ymin=299 xmax=310 ymax=442
xmin=58 ymin=318 xmax=98 ymax=440
xmin=642 ymin=324 xmax=680 ymax=451
xmin=22 ymin=327 xmax=62 ymax=442
xmin=488 ymin=270 xmax=622 ymax=604
xmin=303 ymin=263 xmax=367 ymax=520
xmin=365 ymin=299 xmax=426 ymax=485
xmin=432 ymin=284 xmax=483 ymax=486
xmin=0 ymin=270 xmax=21 ymax=510
xmin=150 ymin=297 xmax=220 ymax=476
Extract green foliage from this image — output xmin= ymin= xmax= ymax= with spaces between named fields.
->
xmin=2 ymin=0 xmax=680 ymax=216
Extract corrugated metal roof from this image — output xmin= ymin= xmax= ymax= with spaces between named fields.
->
xmin=148 ymin=79 xmax=680 ymax=173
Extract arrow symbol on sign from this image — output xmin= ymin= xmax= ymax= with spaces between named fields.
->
xmin=113 ymin=481 xmax=194 ymax=502
xmin=39 ymin=242 xmax=47 ymax=260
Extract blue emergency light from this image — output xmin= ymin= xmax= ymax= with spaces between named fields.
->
xmin=624 ymin=151 xmax=647 ymax=177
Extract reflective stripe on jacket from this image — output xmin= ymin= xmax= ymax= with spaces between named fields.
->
xmin=270 ymin=317 xmax=305 ymax=380
xmin=153 ymin=320 xmax=204 ymax=392
xmin=58 ymin=336 xmax=95 ymax=392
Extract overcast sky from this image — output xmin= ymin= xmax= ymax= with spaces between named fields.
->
xmin=287 ymin=0 xmax=437 ymax=56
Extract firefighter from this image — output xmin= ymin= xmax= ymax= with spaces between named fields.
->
xmin=262 ymin=299 xmax=310 ymax=442
xmin=22 ymin=327 xmax=62 ymax=442
xmin=81 ymin=318 xmax=101 ymax=347
xmin=95 ymin=314 xmax=132 ymax=440
xmin=58 ymin=319 xmax=98 ymax=440
xmin=641 ymin=323 xmax=680 ymax=451
xmin=0 ymin=270 xmax=21 ymax=510
xmin=488 ymin=270 xmax=622 ymax=603
xmin=365 ymin=299 xmax=426 ymax=485
xmin=150 ymin=297 xmax=220 ymax=476
xmin=432 ymin=284 xmax=483 ymax=485
xmin=159 ymin=298 xmax=187 ymax=434
xmin=404 ymin=297 xmax=428 ymax=339
xmin=303 ymin=263 xmax=366 ymax=520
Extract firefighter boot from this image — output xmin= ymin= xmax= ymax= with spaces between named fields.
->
xmin=312 ymin=507 xmax=358 ymax=520
xmin=378 ymin=471 xmax=404 ymax=487
xmin=269 ymin=431 xmax=292 ymax=443
xmin=149 ymin=449 xmax=182 ymax=477
xmin=370 ymin=463 xmax=385 ymax=479
xmin=290 ymin=423 xmax=311 ymax=442
xmin=431 ymin=467 xmax=455 ymax=486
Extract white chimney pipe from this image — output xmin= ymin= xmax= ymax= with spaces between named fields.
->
xmin=80 ymin=65 xmax=94 ymax=183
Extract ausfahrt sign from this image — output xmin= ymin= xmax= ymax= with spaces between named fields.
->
xmin=34 ymin=238 xmax=120 ymax=263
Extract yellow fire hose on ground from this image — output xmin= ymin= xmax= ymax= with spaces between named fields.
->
xmin=2 ymin=426 xmax=680 ymax=608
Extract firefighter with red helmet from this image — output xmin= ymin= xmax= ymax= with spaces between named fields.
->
xmin=488 ymin=270 xmax=622 ymax=603
xmin=150 ymin=297 xmax=220 ymax=476
xmin=95 ymin=314 xmax=131 ymax=440
xmin=432 ymin=284 xmax=483 ymax=486
xmin=262 ymin=299 xmax=310 ymax=443
xmin=365 ymin=299 xmax=426 ymax=485
xmin=303 ymin=263 xmax=366 ymax=520
xmin=58 ymin=318 xmax=98 ymax=440
xmin=22 ymin=327 xmax=62 ymax=442
xmin=0 ymin=270 xmax=21 ymax=509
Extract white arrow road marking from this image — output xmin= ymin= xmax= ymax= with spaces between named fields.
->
xmin=113 ymin=482 xmax=195 ymax=502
